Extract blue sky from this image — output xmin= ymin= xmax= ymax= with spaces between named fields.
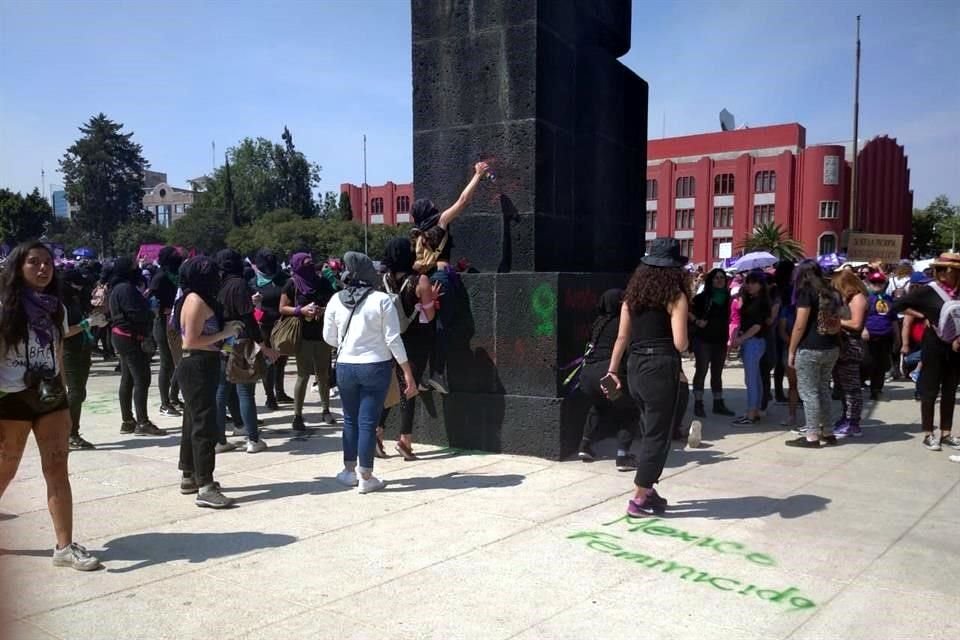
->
xmin=1 ymin=0 xmax=957 ymax=207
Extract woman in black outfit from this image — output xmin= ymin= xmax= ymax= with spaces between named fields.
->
xmin=109 ymin=256 xmax=165 ymax=436
xmin=577 ymin=289 xmax=640 ymax=471
xmin=690 ymin=268 xmax=733 ymax=417
xmin=251 ymin=249 xmax=291 ymax=410
xmin=149 ymin=246 xmax=184 ymax=417
xmin=378 ymin=237 xmax=439 ymax=460
xmin=606 ymin=239 xmax=690 ymax=517
xmin=891 ymin=252 xmax=960 ymax=452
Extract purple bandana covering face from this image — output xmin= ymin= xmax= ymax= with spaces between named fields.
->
xmin=291 ymin=252 xmax=321 ymax=296
xmin=23 ymin=288 xmax=60 ymax=347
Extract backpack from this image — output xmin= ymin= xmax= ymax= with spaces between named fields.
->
xmin=383 ymin=274 xmax=419 ymax=333
xmin=411 ymin=229 xmax=448 ymax=274
xmin=891 ymin=276 xmax=909 ymax=300
xmin=928 ymin=282 xmax=960 ymax=343
xmin=816 ymin=289 xmax=848 ymax=336
xmin=90 ymin=283 xmax=108 ymax=309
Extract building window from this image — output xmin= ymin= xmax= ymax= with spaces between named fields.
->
xmin=646 ymin=179 xmax=658 ymax=200
xmin=754 ymin=170 xmax=776 ymax=193
xmin=714 ymin=173 xmax=735 ymax=195
xmin=371 ymin=197 xmax=384 ymax=214
xmin=396 ymin=195 xmax=410 ymax=213
xmin=646 ymin=211 xmax=657 ymax=231
xmin=713 ymin=206 xmax=733 ymax=228
xmin=675 ymin=208 xmax=695 ymax=230
xmin=819 ymin=201 xmax=839 ymax=220
xmin=678 ymin=238 xmax=694 ymax=258
xmin=819 ymin=233 xmax=837 ymax=256
xmin=156 ymin=205 xmax=171 ymax=228
xmin=175 ymin=204 xmax=184 ymax=214
xmin=753 ymin=204 xmax=775 ymax=226
xmin=712 ymin=238 xmax=727 ymax=259
xmin=676 ymin=176 xmax=696 ymax=199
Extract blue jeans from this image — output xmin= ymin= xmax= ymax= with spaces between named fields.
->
xmin=216 ymin=359 xmax=260 ymax=442
xmin=742 ymin=337 xmax=766 ymax=412
xmin=337 ymin=360 xmax=394 ymax=471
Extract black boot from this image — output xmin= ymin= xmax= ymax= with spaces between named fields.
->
xmin=693 ymin=401 xmax=706 ymax=418
xmin=713 ymin=399 xmax=735 ymax=416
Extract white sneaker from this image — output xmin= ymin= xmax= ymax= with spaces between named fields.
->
xmin=358 ymin=476 xmax=385 ymax=494
xmin=231 ymin=427 xmax=247 ymax=438
xmin=687 ymin=420 xmax=702 ymax=449
xmin=949 ymin=455 xmax=960 ymax=463
xmin=215 ymin=442 xmax=238 ymax=454
xmin=52 ymin=542 xmax=101 ymax=571
xmin=246 ymin=439 xmax=267 ymax=454
xmin=335 ymin=469 xmax=358 ymax=487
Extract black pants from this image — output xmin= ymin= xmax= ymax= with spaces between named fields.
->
xmin=773 ymin=335 xmax=787 ymax=398
xmin=861 ymin=335 xmax=893 ymax=392
xmin=260 ymin=323 xmax=288 ymax=402
xmin=919 ymin=331 xmax=960 ymax=432
xmin=691 ymin=339 xmax=726 ymax=399
xmin=380 ymin=328 xmax=434 ymax=435
xmin=890 ymin=319 xmax=904 ymax=378
xmin=154 ymin=315 xmax=179 ymax=407
xmin=178 ymin=351 xmax=220 ymax=487
xmin=673 ymin=381 xmax=690 ymax=437
xmin=579 ymin=362 xmax=637 ymax=449
xmin=63 ymin=340 xmax=92 ymax=437
xmin=627 ymin=349 xmax=680 ymax=488
xmin=113 ymin=333 xmax=152 ymax=424
xmin=759 ymin=332 xmax=776 ymax=410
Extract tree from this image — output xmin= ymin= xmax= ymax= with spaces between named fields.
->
xmin=338 ymin=191 xmax=353 ymax=221
xmin=167 ymin=208 xmax=232 ymax=255
xmin=113 ymin=217 xmax=168 ymax=257
xmin=318 ymin=191 xmax=339 ymax=219
xmin=194 ymin=128 xmax=321 ymax=222
xmin=909 ymin=195 xmax=960 ymax=257
xmin=59 ymin=113 xmax=148 ymax=255
xmin=737 ymin=222 xmax=804 ymax=261
xmin=0 ymin=188 xmax=53 ymax=243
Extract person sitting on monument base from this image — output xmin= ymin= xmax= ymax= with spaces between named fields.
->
xmin=409 ymin=160 xmax=489 ymax=394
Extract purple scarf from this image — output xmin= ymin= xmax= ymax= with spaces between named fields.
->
xmin=291 ymin=252 xmax=321 ymax=297
xmin=23 ymin=289 xmax=59 ymax=347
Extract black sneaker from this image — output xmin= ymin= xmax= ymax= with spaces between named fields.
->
xmin=170 ymin=399 xmax=186 ymax=412
xmin=134 ymin=421 xmax=167 ymax=436
xmin=120 ymin=420 xmax=136 ymax=434
xmin=820 ymin=435 xmax=838 ymax=446
xmin=616 ymin=454 xmax=639 ymax=472
xmin=291 ymin=415 xmax=306 ymax=432
xmin=159 ymin=405 xmax=181 ymax=418
xmin=275 ymin=393 xmax=294 ymax=404
xmin=647 ymin=488 xmax=668 ymax=510
xmin=69 ymin=434 xmax=96 ymax=450
xmin=264 ymin=399 xmax=279 ymax=411
xmin=577 ymin=441 xmax=596 ymax=462
xmin=785 ymin=437 xmax=820 ymax=448
xmin=320 ymin=411 xmax=336 ymax=425
xmin=923 ymin=434 xmax=942 ymax=451
xmin=180 ymin=474 xmax=198 ymax=495
xmin=940 ymin=434 xmax=960 ymax=450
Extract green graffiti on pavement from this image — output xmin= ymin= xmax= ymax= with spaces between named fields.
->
xmin=531 ymin=283 xmax=557 ymax=337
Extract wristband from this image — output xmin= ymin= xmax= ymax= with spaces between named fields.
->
xmin=294 ymin=305 xmax=302 ymax=317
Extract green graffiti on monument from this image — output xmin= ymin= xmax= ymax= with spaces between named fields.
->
xmin=531 ymin=283 xmax=557 ymax=337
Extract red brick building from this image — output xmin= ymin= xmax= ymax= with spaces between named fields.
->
xmin=646 ymin=123 xmax=913 ymax=265
xmin=342 ymin=123 xmax=913 ymax=264
xmin=340 ymin=181 xmax=415 ymax=226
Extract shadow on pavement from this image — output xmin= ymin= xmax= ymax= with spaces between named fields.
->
xmin=225 ymin=479 xmax=350 ymax=504
xmin=668 ymin=493 xmax=831 ymax=520
xmin=384 ymin=471 xmax=524 ymax=493
xmin=97 ymin=531 xmax=297 ymax=573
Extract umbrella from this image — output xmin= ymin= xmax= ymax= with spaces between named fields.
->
xmin=73 ymin=247 xmax=96 ymax=259
xmin=817 ymin=253 xmax=841 ymax=270
xmin=913 ymin=259 xmax=933 ymax=273
xmin=732 ymin=251 xmax=777 ymax=272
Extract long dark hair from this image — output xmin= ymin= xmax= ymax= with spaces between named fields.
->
xmin=792 ymin=259 xmax=830 ymax=304
xmin=740 ymin=271 xmax=770 ymax=311
xmin=624 ymin=265 xmax=689 ymax=312
xmin=589 ymin=289 xmax=623 ymax=345
xmin=699 ymin=268 xmax=729 ymax=301
xmin=0 ymin=241 xmax=65 ymax=357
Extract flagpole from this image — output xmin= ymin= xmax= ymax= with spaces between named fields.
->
xmin=849 ymin=15 xmax=861 ymax=234
xmin=363 ymin=134 xmax=368 ymax=255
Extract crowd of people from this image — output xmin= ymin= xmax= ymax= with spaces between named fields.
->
xmin=575 ymin=243 xmax=960 ymax=515
xmin=2 ymin=167 xmax=958 ymax=569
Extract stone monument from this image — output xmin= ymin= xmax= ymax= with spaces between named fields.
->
xmin=389 ymin=0 xmax=648 ymax=459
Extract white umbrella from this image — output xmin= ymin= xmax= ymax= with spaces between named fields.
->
xmin=732 ymin=251 xmax=777 ymax=272
xmin=913 ymin=258 xmax=933 ymax=272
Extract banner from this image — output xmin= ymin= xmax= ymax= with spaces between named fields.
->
xmin=845 ymin=233 xmax=903 ymax=263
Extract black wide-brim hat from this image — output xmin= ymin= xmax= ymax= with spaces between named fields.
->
xmin=641 ymin=237 xmax=689 ymax=268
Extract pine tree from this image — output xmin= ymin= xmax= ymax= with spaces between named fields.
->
xmin=59 ymin=113 xmax=148 ymax=255
xmin=338 ymin=191 xmax=353 ymax=221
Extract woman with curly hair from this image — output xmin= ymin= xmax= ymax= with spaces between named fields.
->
xmin=830 ymin=268 xmax=868 ymax=438
xmin=0 ymin=241 xmax=100 ymax=569
xmin=606 ymin=238 xmax=690 ymax=517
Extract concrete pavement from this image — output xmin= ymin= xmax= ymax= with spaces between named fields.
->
xmin=1 ymin=357 xmax=958 ymax=639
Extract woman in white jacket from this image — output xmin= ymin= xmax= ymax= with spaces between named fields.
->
xmin=324 ymin=252 xmax=417 ymax=493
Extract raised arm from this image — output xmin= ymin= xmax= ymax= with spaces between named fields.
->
xmin=438 ymin=162 xmax=489 ymax=229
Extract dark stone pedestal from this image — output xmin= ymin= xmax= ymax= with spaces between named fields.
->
xmin=401 ymin=0 xmax=648 ymax=459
